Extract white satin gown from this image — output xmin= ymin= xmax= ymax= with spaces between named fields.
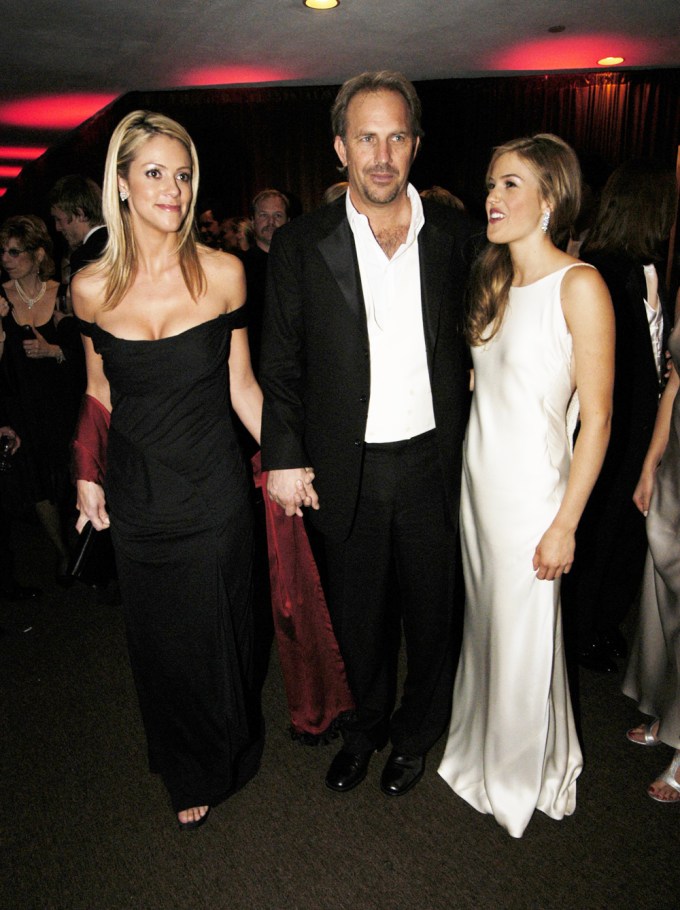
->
xmin=438 ymin=265 xmax=585 ymax=838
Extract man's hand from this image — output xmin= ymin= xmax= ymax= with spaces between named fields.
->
xmin=267 ymin=467 xmax=320 ymax=517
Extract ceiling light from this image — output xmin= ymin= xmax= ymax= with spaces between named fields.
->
xmin=0 ymin=145 xmax=47 ymax=161
xmin=304 ymin=0 xmax=339 ymax=9
xmin=598 ymin=56 xmax=624 ymax=66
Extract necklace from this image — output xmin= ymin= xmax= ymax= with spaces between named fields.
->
xmin=13 ymin=278 xmax=47 ymax=309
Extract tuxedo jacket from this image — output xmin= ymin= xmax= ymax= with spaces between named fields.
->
xmin=70 ymin=225 xmax=108 ymax=278
xmin=260 ymin=196 xmax=473 ymax=542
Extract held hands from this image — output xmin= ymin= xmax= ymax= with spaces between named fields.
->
xmin=532 ymin=525 xmax=575 ymax=581
xmin=76 ymin=479 xmax=110 ymax=532
xmin=267 ymin=467 xmax=320 ymax=518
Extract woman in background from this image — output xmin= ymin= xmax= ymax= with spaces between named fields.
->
xmin=438 ymin=134 xmax=614 ymax=837
xmin=624 ymin=285 xmax=680 ymax=804
xmin=563 ymin=160 xmax=678 ymax=673
xmin=72 ymin=110 xmax=264 ymax=829
xmin=0 ymin=215 xmax=82 ymax=576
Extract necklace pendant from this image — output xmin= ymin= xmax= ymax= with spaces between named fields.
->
xmin=13 ymin=278 xmax=47 ymax=308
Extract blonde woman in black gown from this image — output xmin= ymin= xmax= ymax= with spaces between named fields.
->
xmin=72 ymin=111 xmax=266 ymax=829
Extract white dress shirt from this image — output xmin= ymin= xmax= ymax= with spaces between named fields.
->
xmin=345 ymin=185 xmax=435 ymax=442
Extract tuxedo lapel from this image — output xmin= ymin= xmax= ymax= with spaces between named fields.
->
xmin=318 ymin=217 xmax=365 ymax=321
xmin=418 ymin=219 xmax=449 ymax=365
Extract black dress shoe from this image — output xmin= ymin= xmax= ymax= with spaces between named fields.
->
xmin=575 ymin=641 xmax=617 ymax=673
xmin=325 ymin=748 xmax=373 ymax=792
xmin=0 ymin=584 xmax=42 ymax=602
xmin=599 ymin=629 xmax=627 ymax=660
xmin=380 ymin=751 xmax=425 ymax=797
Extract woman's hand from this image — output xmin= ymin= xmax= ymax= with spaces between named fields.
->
xmin=23 ymin=327 xmax=61 ymax=360
xmin=532 ymin=525 xmax=575 ymax=581
xmin=76 ymin=479 xmax=110 ymax=532
xmin=0 ymin=426 xmax=20 ymax=453
xmin=633 ymin=469 xmax=656 ymax=517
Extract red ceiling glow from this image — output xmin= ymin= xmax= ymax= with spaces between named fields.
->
xmin=490 ymin=35 xmax=646 ymax=71
xmin=0 ymin=165 xmax=22 ymax=178
xmin=0 ymin=188 xmax=6 ymax=197
xmin=179 ymin=65 xmax=296 ymax=87
xmin=0 ymin=93 xmax=117 ymax=129
xmin=0 ymin=145 xmax=47 ymax=161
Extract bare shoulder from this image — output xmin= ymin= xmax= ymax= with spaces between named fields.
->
xmin=561 ymin=260 xmax=613 ymax=335
xmin=199 ymin=245 xmax=244 ymax=280
xmin=561 ymin=260 xmax=609 ymax=300
xmin=70 ymin=265 xmax=107 ymax=321
xmin=198 ymin=246 xmax=246 ymax=312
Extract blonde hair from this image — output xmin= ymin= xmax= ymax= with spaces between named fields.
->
xmin=96 ymin=110 xmax=205 ymax=309
xmin=467 ymin=133 xmax=582 ymax=346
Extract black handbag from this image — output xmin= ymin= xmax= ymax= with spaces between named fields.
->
xmin=66 ymin=522 xmax=116 ymax=586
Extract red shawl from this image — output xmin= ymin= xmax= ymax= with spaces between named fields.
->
xmin=252 ymin=452 xmax=354 ymax=739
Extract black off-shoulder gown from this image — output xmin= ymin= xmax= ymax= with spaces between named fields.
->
xmin=79 ymin=310 xmax=263 ymax=812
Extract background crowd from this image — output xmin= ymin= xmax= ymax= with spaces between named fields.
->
xmin=1 ymin=72 xmax=679 ymax=846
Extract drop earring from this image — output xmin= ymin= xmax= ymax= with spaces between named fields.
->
xmin=541 ymin=210 xmax=551 ymax=233
xmin=119 ymin=189 xmax=129 ymax=202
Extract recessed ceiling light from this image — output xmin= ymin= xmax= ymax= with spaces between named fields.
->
xmin=598 ymin=56 xmax=624 ymax=66
xmin=304 ymin=0 xmax=339 ymax=8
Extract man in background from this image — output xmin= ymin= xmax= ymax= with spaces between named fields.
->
xmin=49 ymin=175 xmax=107 ymax=279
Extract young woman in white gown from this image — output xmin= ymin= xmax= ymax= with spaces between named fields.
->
xmin=437 ymin=134 xmax=615 ymax=838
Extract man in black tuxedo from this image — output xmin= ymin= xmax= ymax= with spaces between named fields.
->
xmin=260 ymin=72 xmax=472 ymax=797
xmin=49 ymin=175 xmax=108 ymax=279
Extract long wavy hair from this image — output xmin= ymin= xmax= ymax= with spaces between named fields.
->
xmin=467 ymin=134 xmax=582 ymax=347
xmin=582 ymin=159 xmax=677 ymax=263
xmin=95 ymin=110 xmax=205 ymax=310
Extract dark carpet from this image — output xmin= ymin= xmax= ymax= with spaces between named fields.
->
xmin=2 ymin=518 xmax=678 ymax=910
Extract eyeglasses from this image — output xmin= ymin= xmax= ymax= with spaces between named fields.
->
xmin=1 ymin=247 xmax=28 ymax=258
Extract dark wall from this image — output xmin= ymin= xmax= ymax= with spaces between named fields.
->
xmin=1 ymin=70 xmax=678 ymax=235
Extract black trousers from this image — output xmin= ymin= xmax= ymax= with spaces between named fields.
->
xmin=323 ymin=430 xmax=458 ymax=756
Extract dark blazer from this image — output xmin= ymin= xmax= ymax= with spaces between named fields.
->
xmin=70 ymin=225 xmax=108 ymax=278
xmin=260 ymin=196 xmax=473 ymax=542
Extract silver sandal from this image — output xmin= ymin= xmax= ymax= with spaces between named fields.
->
xmin=626 ymin=718 xmax=660 ymax=746
xmin=648 ymin=751 xmax=680 ymax=804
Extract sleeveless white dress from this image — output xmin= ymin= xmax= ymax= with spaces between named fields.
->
xmin=438 ymin=265 xmax=585 ymax=838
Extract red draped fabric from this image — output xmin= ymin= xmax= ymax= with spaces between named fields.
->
xmin=252 ymin=452 xmax=354 ymax=739
xmin=71 ymin=393 xmax=110 ymax=483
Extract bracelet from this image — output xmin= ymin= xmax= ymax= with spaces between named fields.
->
xmin=55 ymin=348 xmax=65 ymax=364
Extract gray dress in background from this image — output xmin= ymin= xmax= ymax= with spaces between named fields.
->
xmin=623 ymin=320 xmax=680 ymax=749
